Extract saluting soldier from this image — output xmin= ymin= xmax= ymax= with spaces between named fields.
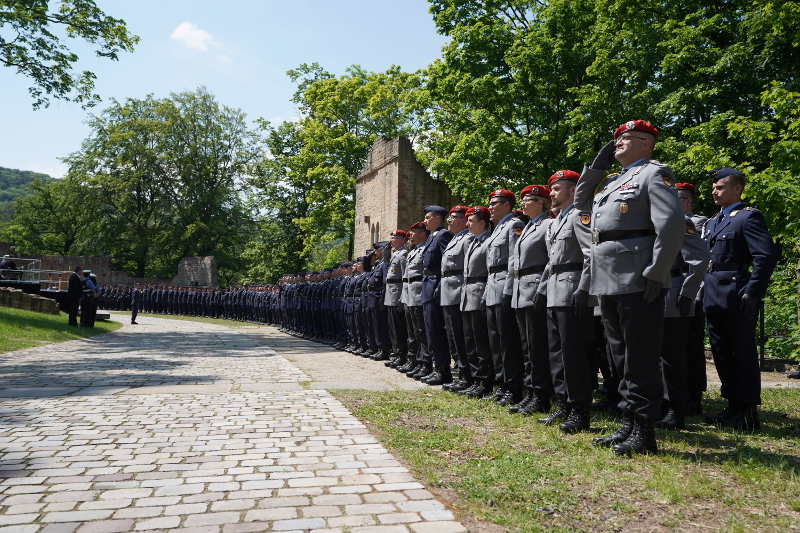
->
xmin=440 ymin=206 xmax=472 ymax=391
xmin=509 ymin=184 xmax=553 ymax=416
xmin=384 ymin=230 xmax=410 ymax=369
xmin=459 ymin=206 xmax=494 ymax=399
xmin=534 ymin=171 xmax=594 ymax=433
xmin=484 ymin=190 xmax=526 ymax=405
xmin=420 ymin=205 xmax=455 ymax=385
xmin=576 ymin=120 xmax=684 ymax=455
xmin=702 ymin=167 xmax=777 ymax=430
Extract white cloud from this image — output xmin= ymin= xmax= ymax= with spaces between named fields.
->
xmin=170 ymin=21 xmax=218 ymax=52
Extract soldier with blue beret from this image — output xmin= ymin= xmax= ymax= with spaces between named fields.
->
xmin=702 ymin=167 xmax=778 ymax=430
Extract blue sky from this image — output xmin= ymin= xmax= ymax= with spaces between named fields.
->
xmin=1 ymin=0 xmax=447 ymax=178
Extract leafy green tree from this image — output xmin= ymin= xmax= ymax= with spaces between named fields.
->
xmin=1 ymin=0 xmax=139 ymax=108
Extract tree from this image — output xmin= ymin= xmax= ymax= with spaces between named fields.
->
xmin=1 ymin=0 xmax=139 ymax=108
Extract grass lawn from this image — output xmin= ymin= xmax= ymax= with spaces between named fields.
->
xmin=334 ymin=388 xmax=800 ymax=533
xmin=132 ymin=312 xmax=260 ymax=328
xmin=0 ymin=305 xmax=122 ymax=354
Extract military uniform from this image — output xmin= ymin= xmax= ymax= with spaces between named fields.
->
xmin=421 ymin=216 xmax=454 ymax=384
xmin=440 ymin=224 xmax=471 ymax=386
xmin=384 ymin=241 xmax=409 ymax=366
xmin=460 ymin=219 xmax=492 ymax=397
xmin=404 ymin=240 xmax=428 ymax=377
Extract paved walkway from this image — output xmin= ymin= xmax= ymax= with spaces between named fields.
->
xmin=0 ymin=316 xmax=466 ymax=533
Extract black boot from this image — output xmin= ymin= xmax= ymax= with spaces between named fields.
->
xmin=655 ymin=408 xmax=685 ymax=430
xmin=538 ymin=401 xmax=570 ymax=425
xmin=559 ymin=405 xmax=590 ymax=434
xmin=466 ymin=382 xmax=493 ymax=399
xmin=508 ymin=392 xmax=533 ymax=414
xmin=612 ymin=418 xmax=658 ymax=456
xmin=497 ymin=390 xmax=516 ymax=406
xmin=592 ymin=413 xmax=634 ymax=447
xmin=519 ymin=396 xmax=550 ymax=415
xmin=717 ymin=406 xmax=761 ymax=431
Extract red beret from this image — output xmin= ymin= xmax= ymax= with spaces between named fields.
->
xmin=466 ymin=206 xmax=490 ymax=218
xmin=488 ymin=189 xmax=515 ymax=202
xmin=675 ymin=183 xmax=696 ymax=194
xmin=449 ymin=205 xmax=470 ymax=215
xmin=613 ymin=120 xmax=659 ymax=140
xmin=390 ymin=229 xmax=408 ymax=238
xmin=547 ymin=170 xmax=580 ymax=186
xmin=409 ymin=221 xmax=427 ymax=231
xmin=519 ymin=184 xmax=550 ymax=199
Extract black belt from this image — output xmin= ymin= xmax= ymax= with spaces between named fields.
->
xmin=514 ymin=265 xmax=545 ymax=278
xmin=489 ymin=264 xmax=508 ymax=274
xmin=423 ymin=270 xmax=440 ymax=278
xmin=551 ymin=262 xmax=583 ymax=273
xmin=708 ymin=263 xmax=742 ymax=272
xmin=386 ymin=278 xmax=403 ymax=284
xmin=592 ymin=229 xmax=655 ymax=244
xmin=465 ymin=276 xmax=487 ymax=283
xmin=407 ymin=276 xmax=423 ymax=283
xmin=442 ymin=269 xmax=463 ymax=278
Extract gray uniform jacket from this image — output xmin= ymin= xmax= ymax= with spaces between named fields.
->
xmin=403 ymin=244 xmax=425 ymax=307
xmin=664 ymin=216 xmax=709 ymax=318
xmin=483 ymin=213 xmax=525 ymax=307
xmin=460 ymin=232 xmax=489 ymax=312
xmin=384 ymin=247 xmax=408 ymax=307
xmin=690 ymin=213 xmax=709 ymax=237
xmin=439 ymin=229 xmax=471 ymax=307
xmin=538 ymin=207 xmax=593 ymax=308
xmin=510 ymin=215 xmax=551 ymax=309
xmin=575 ymin=160 xmax=685 ymax=295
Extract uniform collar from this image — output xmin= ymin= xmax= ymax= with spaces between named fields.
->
xmin=720 ymin=201 xmax=743 ymax=217
xmin=498 ymin=212 xmax=514 ymax=225
xmin=557 ymin=203 xmax=575 ymax=219
xmin=622 ymin=158 xmax=649 ymax=172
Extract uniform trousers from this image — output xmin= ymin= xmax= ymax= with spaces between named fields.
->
xmin=442 ymin=305 xmax=468 ymax=380
xmin=131 ymin=304 xmax=139 ymax=324
xmin=546 ymin=307 xmax=593 ymax=407
xmin=408 ymin=305 xmax=429 ymax=367
xmin=370 ymin=303 xmax=391 ymax=353
xmin=404 ymin=305 xmax=419 ymax=361
xmin=661 ymin=317 xmax=690 ymax=415
xmin=486 ymin=296 xmax=523 ymax=394
xmin=600 ymin=291 xmax=665 ymax=421
xmin=462 ymin=309 xmax=492 ymax=386
xmin=387 ymin=306 xmax=408 ymax=357
xmin=67 ymin=297 xmax=80 ymax=326
xmin=686 ymin=300 xmax=707 ymax=401
xmin=423 ymin=301 xmax=451 ymax=375
xmin=515 ymin=306 xmax=552 ymax=401
xmin=706 ymin=306 xmax=760 ymax=407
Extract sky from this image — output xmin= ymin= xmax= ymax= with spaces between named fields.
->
xmin=1 ymin=0 xmax=447 ymax=178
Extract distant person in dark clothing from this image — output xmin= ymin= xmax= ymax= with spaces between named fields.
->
xmin=0 ymin=255 xmax=17 ymax=280
xmin=67 ymin=266 xmax=83 ymax=326
xmin=131 ymin=286 xmax=142 ymax=324
xmin=80 ymin=270 xmax=98 ymax=328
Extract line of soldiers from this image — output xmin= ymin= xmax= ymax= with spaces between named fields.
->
xmin=98 ymin=285 xmax=280 ymax=325
xmin=275 ymin=120 xmax=778 ymax=457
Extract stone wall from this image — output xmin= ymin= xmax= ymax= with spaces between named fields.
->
xmin=354 ymin=137 xmax=459 ymax=256
xmin=0 ymin=287 xmax=60 ymax=314
xmin=172 ymin=256 xmax=219 ymax=287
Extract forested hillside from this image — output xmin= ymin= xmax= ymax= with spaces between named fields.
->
xmin=0 ymin=167 xmax=55 ymax=221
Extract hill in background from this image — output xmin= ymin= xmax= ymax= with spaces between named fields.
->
xmin=0 ymin=167 xmax=55 ymax=222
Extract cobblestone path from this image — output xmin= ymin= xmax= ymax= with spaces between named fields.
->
xmin=0 ymin=317 xmax=466 ymax=533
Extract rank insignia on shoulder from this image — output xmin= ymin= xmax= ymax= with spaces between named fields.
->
xmin=513 ymin=227 xmax=523 ymax=236
xmin=662 ymin=176 xmax=673 ymax=186
xmin=730 ymin=210 xmax=739 ymax=217
xmin=580 ymin=214 xmax=591 ymax=225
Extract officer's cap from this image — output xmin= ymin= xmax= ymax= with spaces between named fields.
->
xmin=547 ymin=170 xmax=580 ymax=186
xmin=519 ymin=184 xmax=550 ymax=199
xmin=466 ymin=205 xmax=490 ymax=218
xmin=409 ymin=221 xmax=428 ymax=231
xmin=708 ymin=167 xmax=744 ymax=182
xmin=675 ymin=182 xmax=697 ymax=194
xmin=423 ymin=205 xmax=448 ymax=217
xmin=449 ymin=205 xmax=470 ymax=215
xmin=390 ymin=229 xmax=408 ymax=239
xmin=613 ymin=120 xmax=659 ymax=139
xmin=487 ymin=189 xmax=515 ymax=202
xmin=373 ymin=241 xmax=389 ymax=249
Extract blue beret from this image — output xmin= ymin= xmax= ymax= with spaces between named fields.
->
xmin=423 ymin=205 xmax=448 ymax=217
xmin=708 ymin=167 xmax=744 ymax=182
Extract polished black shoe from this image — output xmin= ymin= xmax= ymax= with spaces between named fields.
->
xmin=508 ymin=393 xmax=533 ymax=414
xmin=372 ymin=351 xmax=390 ymax=361
xmin=423 ymin=371 xmax=452 ymax=386
xmin=458 ymin=383 xmax=479 ymax=396
xmin=492 ymin=388 xmax=506 ymax=402
xmin=655 ymin=408 xmax=685 ymax=430
xmin=404 ymin=364 xmax=422 ymax=377
xmin=497 ymin=390 xmax=516 ymax=406
xmin=560 ymin=405 xmax=590 ymax=434
xmin=592 ymin=413 xmax=634 ymax=447
xmin=385 ymin=357 xmax=399 ymax=367
xmin=412 ymin=367 xmax=433 ymax=380
xmin=716 ymin=407 xmax=761 ymax=431
xmin=466 ymin=384 xmax=493 ymax=399
xmin=538 ymin=403 xmax=570 ymax=425
xmin=450 ymin=380 xmax=473 ymax=393
xmin=613 ymin=419 xmax=658 ymax=456
xmin=399 ymin=361 xmax=417 ymax=373
xmin=442 ymin=379 xmax=464 ymax=392
xmin=521 ymin=397 xmax=550 ymax=415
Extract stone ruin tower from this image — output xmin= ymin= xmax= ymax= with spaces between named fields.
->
xmin=353 ymin=136 xmax=459 ymax=257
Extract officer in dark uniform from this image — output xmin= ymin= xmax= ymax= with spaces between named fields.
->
xmin=66 ymin=266 xmax=83 ymax=326
xmin=367 ymin=242 xmax=392 ymax=360
xmin=420 ymin=205 xmax=454 ymax=385
xmin=703 ymin=167 xmax=777 ymax=430
xmin=131 ymin=286 xmax=142 ymax=324
xmin=384 ymin=230 xmax=410 ymax=369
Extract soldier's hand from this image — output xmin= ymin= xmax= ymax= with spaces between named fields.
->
xmin=740 ymin=293 xmax=759 ymax=314
xmin=572 ymin=289 xmax=588 ymax=315
xmin=642 ymin=279 xmax=663 ymax=303
xmin=678 ymin=296 xmax=693 ymax=317
xmin=590 ymin=140 xmax=617 ymax=171
xmin=533 ymin=292 xmax=546 ymax=312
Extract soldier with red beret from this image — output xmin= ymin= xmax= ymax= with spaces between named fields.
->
xmin=484 ymin=189 xmax=527 ymax=405
xmin=384 ymin=229 xmax=410 ymax=370
xmin=400 ymin=222 xmax=431 ymax=378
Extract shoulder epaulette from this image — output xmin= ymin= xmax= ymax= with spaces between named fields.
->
xmin=648 ymin=159 xmax=666 ymax=166
xmin=744 ymin=206 xmax=760 ymax=213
